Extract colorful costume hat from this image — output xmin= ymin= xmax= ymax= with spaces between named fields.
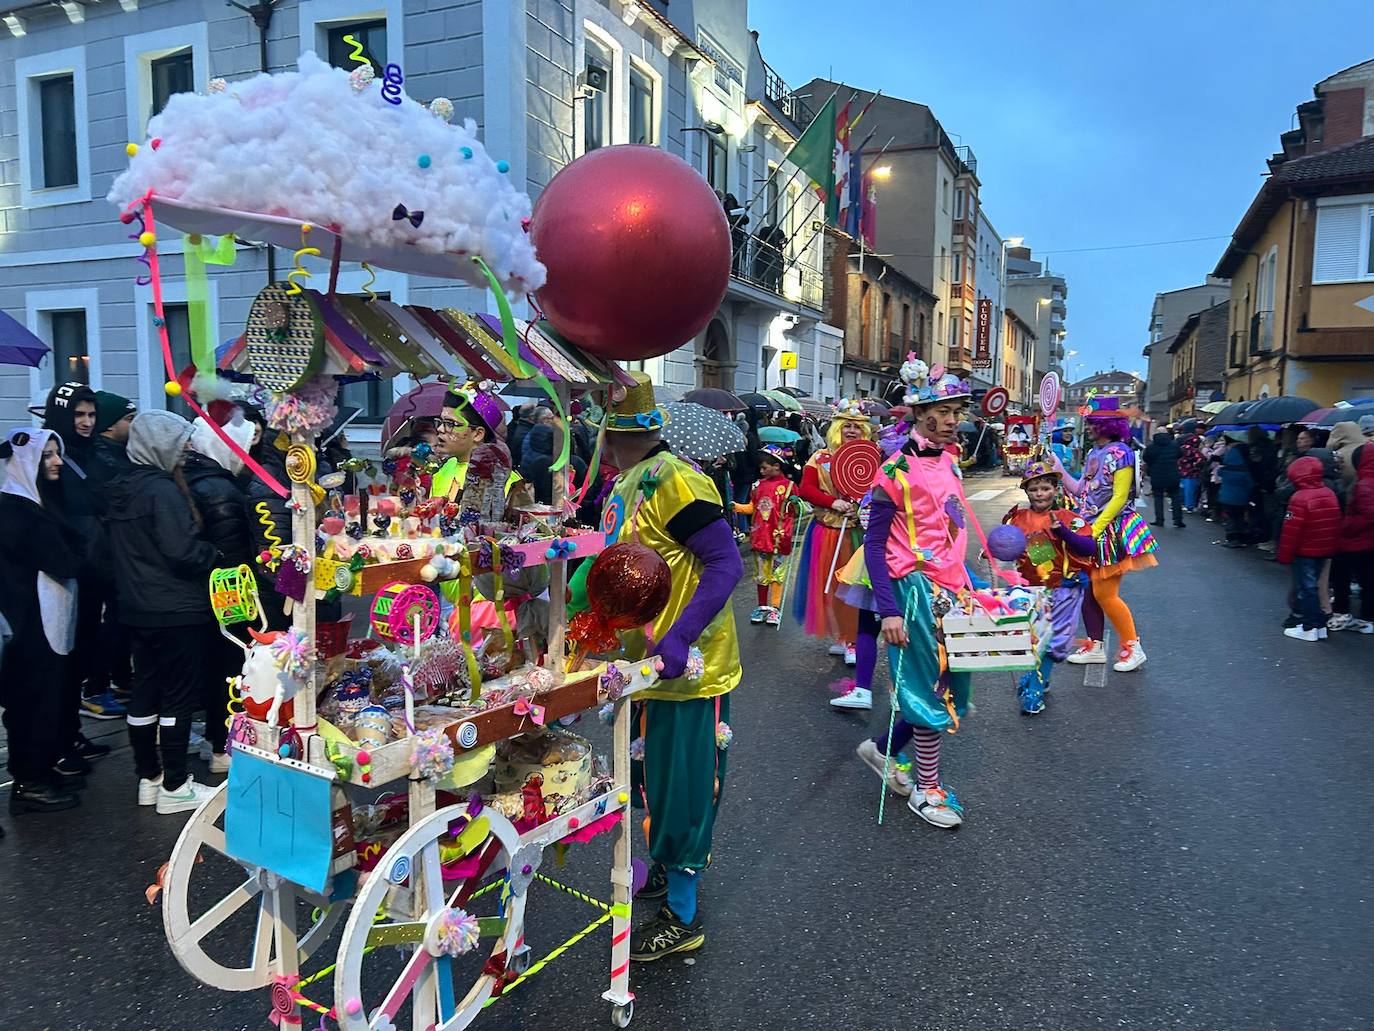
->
xmin=830 ymin=397 xmax=869 ymax=423
xmin=1019 ymin=458 xmax=1060 ymax=486
xmin=605 ymin=371 xmax=670 ymax=432
xmin=898 ymin=352 xmax=971 ymax=406
xmin=1082 ymin=396 xmax=1122 ymax=419
xmin=443 ymin=378 xmax=503 ymax=435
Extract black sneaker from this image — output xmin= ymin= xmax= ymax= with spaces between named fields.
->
xmin=637 ymin=864 xmax=668 ymax=901
xmin=53 ymin=757 xmax=90 ymax=789
xmin=9 ymin=782 xmax=80 ymax=815
xmin=72 ymin=733 xmax=112 ymax=760
xmin=629 ymin=905 xmax=704 ymax=962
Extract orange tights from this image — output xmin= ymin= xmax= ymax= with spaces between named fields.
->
xmin=1091 ymin=574 xmax=1138 ymax=643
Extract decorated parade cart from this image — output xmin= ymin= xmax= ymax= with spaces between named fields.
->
xmin=109 ymin=49 xmax=732 ymax=1031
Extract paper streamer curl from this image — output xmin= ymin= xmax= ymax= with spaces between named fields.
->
xmin=360 ymin=262 xmax=378 ymax=302
xmin=286 ymin=245 xmax=321 ymax=296
xmin=380 ymin=63 xmax=404 ymax=105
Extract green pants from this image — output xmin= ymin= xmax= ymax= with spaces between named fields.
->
xmin=631 ymin=693 xmax=730 ymax=873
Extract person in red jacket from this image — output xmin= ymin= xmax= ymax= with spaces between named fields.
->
xmin=732 ymin=447 xmax=799 ymax=626
xmin=1277 ymin=455 xmax=1343 ymax=642
xmin=1334 ymin=444 xmax=1374 ymax=633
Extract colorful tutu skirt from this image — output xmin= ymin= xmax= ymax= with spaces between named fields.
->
xmin=832 ymin=547 xmax=877 ymax=613
xmin=1094 ymin=508 xmax=1159 ymax=579
xmin=792 ymin=518 xmax=860 ymax=642
xmin=890 ymin=572 xmax=971 ymax=733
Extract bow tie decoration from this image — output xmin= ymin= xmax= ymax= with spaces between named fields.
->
xmin=513 ymin=696 xmax=546 ymax=727
xmin=883 ymin=455 xmax=909 ymax=477
xmin=544 ymin=538 xmax=578 ymax=562
xmin=635 ymin=411 xmax=664 ymax=429
xmin=392 ymin=203 xmax=424 ymax=227
xmin=638 ymin=470 xmax=659 ymax=499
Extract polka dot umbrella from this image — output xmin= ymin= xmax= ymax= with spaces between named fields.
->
xmin=662 ymin=402 xmax=748 ymax=463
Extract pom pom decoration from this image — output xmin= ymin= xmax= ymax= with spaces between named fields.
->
xmin=410 ymin=727 xmax=456 ymax=781
xmin=529 ymin=145 xmax=730 ymax=362
xmin=432 ymin=907 xmax=481 ymax=957
xmin=265 ymin=376 xmax=339 ymax=436
xmin=164 ymin=381 xmax=183 ymax=397
xmin=715 ymin=721 xmax=733 ymax=750
xmin=566 ymin=543 xmax=672 ymax=660
xmin=348 ymin=63 xmax=376 ymax=92
xmin=629 ymin=737 xmax=645 ymax=761
xmin=269 ymin=628 xmax=313 ymax=680
xmin=683 ymin=646 xmax=705 ymax=682
xmin=987 ymin=524 xmax=1028 ymax=562
xmin=138 ymin=231 xmax=156 ymax=247
xmin=429 ymin=97 xmax=454 ymax=121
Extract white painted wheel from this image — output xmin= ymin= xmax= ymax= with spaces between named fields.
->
xmin=334 ymin=803 xmax=527 ymax=1031
xmin=162 ymin=782 xmax=346 ymax=990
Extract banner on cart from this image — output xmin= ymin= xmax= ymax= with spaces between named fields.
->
xmin=225 ymin=748 xmax=335 ymax=894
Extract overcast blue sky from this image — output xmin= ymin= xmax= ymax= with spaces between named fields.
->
xmin=750 ymin=0 xmax=1374 ymax=381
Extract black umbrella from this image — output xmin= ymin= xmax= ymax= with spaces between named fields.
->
xmin=682 ymin=387 xmax=747 ymax=413
xmin=739 ymin=392 xmax=782 ymax=411
xmin=1205 ymin=400 xmax=1255 ymax=427
xmin=776 ymin=386 xmax=811 ymax=398
xmin=1238 ymin=395 xmax=1320 ymax=425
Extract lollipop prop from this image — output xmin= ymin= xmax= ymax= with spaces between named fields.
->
xmin=565 ymin=543 xmax=672 ymax=672
xmin=972 ymin=386 xmax=1010 ymax=466
xmin=825 ymin=439 xmax=882 ymax=592
xmin=1036 ymin=372 xmax=1061 ymax=457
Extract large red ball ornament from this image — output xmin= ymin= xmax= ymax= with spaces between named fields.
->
xmin=585 ymin=542 xmax=673 ymax=629
xmin=530 ymin=145 xmax=731 ymax=362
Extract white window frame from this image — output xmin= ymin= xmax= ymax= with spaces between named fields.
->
xmin=26 ymin=289 xmax=103 ymax=405
xmin=1257 ymin=244 xmax=1278 ymax=313
xmin=123 ymin=24 xmax=210 ymax=143
xmin=627 ymin=57 xmax=661 ymax=147
xmin=133 ymin=278 xmax=220 ymax=411
xmin=16 ymin=46 xmax=90 ymax=209
xmin=576 ymin=22 xmax=623 ymax=158
xmin=297 ymin=0 xmax=405 ymax=65
xmin=1313 ymin=195 xmax=1374 ymax=284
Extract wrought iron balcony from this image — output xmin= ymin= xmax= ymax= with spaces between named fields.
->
xmin=761 ymin=60 xmax=812 ymax=134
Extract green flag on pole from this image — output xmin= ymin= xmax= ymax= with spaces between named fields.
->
xmin=786 ymin=95 xmax=838 ymax=223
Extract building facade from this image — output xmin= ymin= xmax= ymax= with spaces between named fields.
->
xmin=0 ymin=0 xmax=842 ymax=436
xmin=973 ymin=207 xmax=1004 ymax=392
xmin=1001 ymin=307 xmax=1036 ymax=411
xmin=824 ymin=227 xmax=936 ymax=399
xmin=1166 ymin=301 xmax=1228 ymax=421
xmin=1064 ymin=370 xmax=1144 ymax=413
xmin=1003 ymin=244 xmax=1066 ymax=388
xmin=1215 ymin=59 xmax=1374 ymax=405
xmin=1141 ymin=277 xmax=1230 ymax=421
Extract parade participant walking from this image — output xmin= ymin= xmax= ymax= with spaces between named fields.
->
xmin=1277 ymin=455 xmax=1342 ymax=642
xmin=106 ymin=411 xmax=220 ymax=814
xmin=1001 ymin=460 xmax=1096 ymax=714
xmin=591 ymin=374 xmax=744 ymax=961
xmin=733 ymin=446 xmax=798 ymax=626
xmin=853 ymin=361 xmax=978 ymax=829
xmin=1144 ymin=429 xmax=1185 ymax=528
xmin=1058 ymin=397 xmax=1158 ymax=672
xmin=0 ymin=429 xmax=86 ymax=815
xmin=793 ymin=399 xmax=873 ymax=664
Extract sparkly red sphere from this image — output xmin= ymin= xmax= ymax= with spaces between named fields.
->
xmin=530 ymin=145 xmax=731 ymax=362
xmin=585 ymin=542 xmax=673 ymax=630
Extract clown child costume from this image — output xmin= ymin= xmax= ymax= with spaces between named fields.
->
xmin=793 ymin=399 xmax=874 ymax=662
xmin=575 ymin=373 xmax=744 ymax=961
xmin=1059 ymin=396 xmax=1158 ymax=672
xmin=1001 ymin=460 xmax=1095 ymax=714
xmin=854 ymin=358 xmax=981 ymax=829
xmin=732 ymin=445 xmax=798 ymax=625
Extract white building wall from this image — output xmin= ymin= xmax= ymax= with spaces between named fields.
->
xmin=974 ymin=208 xmax=1003 ymax=391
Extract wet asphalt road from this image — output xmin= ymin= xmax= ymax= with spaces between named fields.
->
xmin=2 ymin=472 xmax=1372 ymax=1031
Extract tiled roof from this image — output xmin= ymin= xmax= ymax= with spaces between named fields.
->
xmin=1274 ymin=136 xmax=1374 ymax=184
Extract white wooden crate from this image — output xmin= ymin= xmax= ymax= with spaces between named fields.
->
xmin=943 ymin=588 xmax=1049 ymax=673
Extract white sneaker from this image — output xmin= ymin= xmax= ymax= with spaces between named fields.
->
xmin=855 ymin=738 xmax=912 ymax=796
xmin=1066 ymin=640 xmax=1107 ymax=665
xmin=1317 ymin=627 xmax=1329 ymax=640
xmin=1113 ymin=640 xmax=1147 ymax=672
xmin=1328 ymin=613 xmax=1353 ymax=632
xmin=188 ymin=729 xmax=207 ymax=754
xmin=156 ymin=776 xmax=217 ymax=815
xmin=830 ymin=687 xmax=872 ymax=711
xmin=137 ymin=775 xmax=163 ymax=806
xmin=208 ymin=752 xmax=232 ymax=774
xmin=1355 ymin=620 xmax=1374 ymax=635
xmin=1283 ymin=626 xmax=1320 ymax=643
xmin=827 ymin=643 xmax=846 ymax=657
xmin=907 ymin=786 xmax=964 ymax=828
xmin=843 ymin=644 xmax=857 ymax=666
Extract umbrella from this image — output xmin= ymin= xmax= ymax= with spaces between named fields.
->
xmin=758 ymin=425 xmax=802 ymax=444
xmin=0 ymin=308 xmax=50 ymax=368
xmin=1173 ymin=417 xmax=1200 ymax=434
xmin=1302 ymin=406 xmax=1364 ymax=428
xmin=661 ymin=402 xmax=747 ymax=462
xmin=1204 ymin=400 xmax=1255 ymax=427
xmin=797 ymin=396 xmax=832 ymax=419
xmin=761 ymin=389 xmax=803 ymax=413
xmin=1237 ymin=395 xmax=1319 ymax=425
xmin=860 ymin=398 xmax=891 ymax=417
xmin=958 ymin=421 xmax=978 ymax=433
xmin=321 ymin=405 xmax=362 ymax=447
xmin=1198 ymin=400 xmax=1231 ymax=414
xmin=381 ymin=381 xmax=448 ymax=449
xmin=682 ymin=387 xmax=746 ymax=413
xmin=739 ymin=392 xmax=782 ymax=411
xmin=776 ymin=386 xmax=811 ymax=398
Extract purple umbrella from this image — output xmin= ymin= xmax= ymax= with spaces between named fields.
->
xmin=381 ymin=381 xmax=449 ymax=450
xmin=0 ymin=308 xmax=50 ymax=368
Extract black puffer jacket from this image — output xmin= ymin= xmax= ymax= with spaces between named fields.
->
xmin=184 ymin=451 xmax=253 ymax=569
xmin=85 ymin=436 xmax=135 ymax=497
xmin=1143 ymin=431 xmax=1181 ymax=489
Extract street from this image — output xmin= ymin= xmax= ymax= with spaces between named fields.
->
xmin=2 ymin=473 xmax=1370 ymax=1031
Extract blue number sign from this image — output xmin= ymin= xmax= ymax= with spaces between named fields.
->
xmin=224 ymin=749 xmax=335 ymax=894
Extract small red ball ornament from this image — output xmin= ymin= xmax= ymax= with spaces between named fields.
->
xmin=530 ymin=145 xmax=731 ymax=362
xmin=568 ymin=542 xmax=673 ymax=654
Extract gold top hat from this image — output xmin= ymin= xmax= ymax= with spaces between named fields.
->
xmin=605 ymin=372 xmax=672 ymax=433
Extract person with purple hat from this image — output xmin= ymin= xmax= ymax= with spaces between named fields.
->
xmin=1053 ymin=396 xmax=1158 ymax=672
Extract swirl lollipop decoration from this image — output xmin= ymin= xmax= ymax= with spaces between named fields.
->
xmin=566 ymin=543 xmax=672 ymax=668
xmin=371 ymin=582 xmax=440 ymax=645
xmin=830 ymin=439 xmax=883 ymax=501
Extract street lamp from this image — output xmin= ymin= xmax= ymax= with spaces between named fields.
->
xmin=871 ymin=165 xmax=892 ymax=181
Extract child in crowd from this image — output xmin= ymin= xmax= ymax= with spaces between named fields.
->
xmin=733 ymin=447 xmax=798 ymax=626
xmin=1000 ymin=460 xmax=1096 ymax=714
xmin=1276 ymin=455 xmax=1342 ymax=642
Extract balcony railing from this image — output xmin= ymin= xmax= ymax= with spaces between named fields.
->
xmin=1250 ymin=310 xmax=1275 ymax=355
xmin=1169 ymin=375 xmax=1194 ymax=402
xmin=761 ymin=59 xmax=813 ymax=134
xmin=1229 ymin=331 xmax=1244 ymax=369
xmin=730 ymin=230 xmax=824 ymax=310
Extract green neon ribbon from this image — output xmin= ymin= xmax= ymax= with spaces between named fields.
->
xmin=185 ymin=234 xmax=236 ymax=390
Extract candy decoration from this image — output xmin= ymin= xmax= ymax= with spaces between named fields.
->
xmin=341 ymin=32 xmax=367 ymax=65
xmin=429 ymin=97 xmax=454 ymax=121
xmin=370 ymin=582 xmax=440 ymax=645
xmin=987 ymin=524 xmax=1028 ymax=562
xmin=830 ymin=439 xmax=883 ymax=501
xmin=1039 ymin=371 xmax=1061 ymax=419
xmin=284 ymin=444 xmax=316 ymax=484
xmin=417 ymin=153 xmax=432 ymax=169
xmin=209 ymin=564 xmax=260 ymax=625
xmin=348 ymin=64 xmax=375 ymax=92
xmin=981 ymin=386 xmax=1009 ymax=418
xmin=566 ymin=543 xmax=672 ymax=663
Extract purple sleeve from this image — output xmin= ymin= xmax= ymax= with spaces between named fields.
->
xmin=865 ymin=494 xmax=901 ymax=619
xmin=1053 ymin=521 xmax=1097 ymax=557
xmin=651 ymin=518 xmax=744 ymax=678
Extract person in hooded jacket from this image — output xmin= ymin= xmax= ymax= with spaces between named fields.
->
xmin=0 ymin=428 xmax=87 ymax=815
xmin=1218 ymin=437 xmax=1254 ymax=547
xmin=1276 ymin=455 xmax=1342 ymax=642
xmin=87 ymin=391 xmax=138 ymax=709
xmin=106 ymin=410 xmax=220 ymax=814
xmin=1327 ymin=420 xmax=1367 ymax=487
xmin=1143 ymin=429 xmax=1184 ymax=528
xmin=1331 ymin=443 xmax=1374 ymax=633
xmin=185 ymin=414 xmax=258 ymax=769
xmin=43 ymin=382 xmax=129 ymax=732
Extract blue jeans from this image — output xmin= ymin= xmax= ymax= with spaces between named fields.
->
xmin=1291 ymin=556 xmax=1325 ymax=631
xmin=1181 ymin=476 xmax=1200 ymax=510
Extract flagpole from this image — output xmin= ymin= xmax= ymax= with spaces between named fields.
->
xmin=740 ymin=81 xmax=846 ymax=222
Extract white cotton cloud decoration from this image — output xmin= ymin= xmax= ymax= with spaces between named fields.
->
xmin=108 ymin=53 xmax=545 ymax=294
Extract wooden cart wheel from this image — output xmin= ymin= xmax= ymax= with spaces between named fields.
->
xmin=334 ymin=803 xmax=527 ymax=1031
xmin=162 ymin=782 xmax=346 ymax=991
